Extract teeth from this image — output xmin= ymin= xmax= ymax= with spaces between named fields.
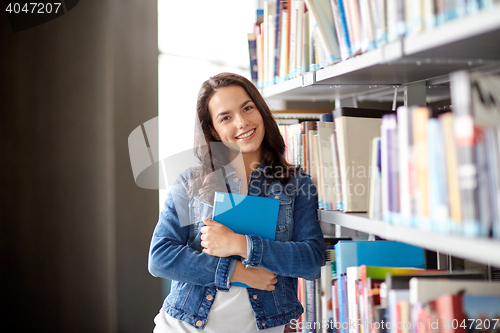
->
xmin=236 ymin=129 xmax=255 ymax=139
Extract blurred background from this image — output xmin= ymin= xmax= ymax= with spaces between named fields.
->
xmin=0 ymin=0 xmax=258 ymax=331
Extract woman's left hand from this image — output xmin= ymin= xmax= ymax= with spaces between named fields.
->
xmin=200 ymin=217 xmax=247 ymax=258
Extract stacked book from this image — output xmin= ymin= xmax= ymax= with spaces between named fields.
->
xmin=368 ymin=71 xmax=500 ymax=238
xmin=296 ymin=239 xmax=500 ymax=333
xmin=247 ymin=0 xmax=499 ymax=88
xmin=277 ymin=71 xmax=500 ymax=239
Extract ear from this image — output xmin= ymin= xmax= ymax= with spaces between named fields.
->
xmin=210 ymin=127 xmax=220 ymax=141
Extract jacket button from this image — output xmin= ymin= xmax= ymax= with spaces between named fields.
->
xmin=253 ymin=295 xmax=257 ymax=300
xmin=274 ymin=195 xmax=279 ymax=199
xmin=233 ymin=177 xmax=238 ymax=182
xmin=262 ymin=323 xmax=266 ymax=327
xmin=206 ymin=294 xmax=213 ymax=301
xmin=196 ymin=320 xmax=203 ymax=327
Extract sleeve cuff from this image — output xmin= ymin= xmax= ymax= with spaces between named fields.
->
xmin=214 ymin=257 xmax=233 ymax=291
xmin=241 ymin=235 xmax=263 ymax=268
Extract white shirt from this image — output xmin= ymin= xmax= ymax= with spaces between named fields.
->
xmin=154 ymin=286 xmax=285 ymax=333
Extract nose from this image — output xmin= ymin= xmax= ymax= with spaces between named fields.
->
xmin=235 ymin=113 xmax=247 ymax=129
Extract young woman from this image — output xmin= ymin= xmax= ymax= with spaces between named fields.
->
xmin=148 ymin=72 xmax=326 ymax=332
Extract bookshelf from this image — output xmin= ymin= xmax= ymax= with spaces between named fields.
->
xmin=319 ymin=211 xmax=500 ymax=267
xmin=261 ymin=4 xmax=500 ymax=102
xmin=261 ymin=3 xmax=500 ymax=267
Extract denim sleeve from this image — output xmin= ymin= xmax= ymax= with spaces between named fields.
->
xmin=242 ymin=174 xmax=326 ymax=280
xmin=148 ymin=179 xmax=234 ymax=291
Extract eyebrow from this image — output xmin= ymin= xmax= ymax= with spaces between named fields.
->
xmin=216 ymin=100 xmax=253 ymax=119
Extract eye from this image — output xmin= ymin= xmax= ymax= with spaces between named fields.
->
xmin=221 ymin=115 xmax=230 ymax=122
xmin=243 ymin=105 xmax=254 ymax=112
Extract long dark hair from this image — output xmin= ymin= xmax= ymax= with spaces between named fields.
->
xmin=193 ymin=72 xmax=299 ymax=201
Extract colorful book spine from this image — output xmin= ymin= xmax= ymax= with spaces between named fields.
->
xmin=387 ymin=114 xmax=400 ymax=225
xmin=330 ymin=0 xmax=351 ymax=60
xmin=381 ymin=114 xmax=390 ymax=223
xmin=397 ymin=106 xmax=416 ymax=228
xmin=318 ymin=120 xmax=337 ymax=210
xmin=426 ymin=118 xmax=450 ymax=233
xmin=439 ymin=112 xmax=462 ymax=233
xmin=338 ymin=274 xmax=348 ymax=333
xmin=330 ymin=133 xmax=344 ymax=211
xmin=247 ymin=33 xmax=258 ymax=83
xmin=450 ymin=71 xmax=481 ymax=237
xmin=274 ymin=0 xmax=282 ymax=84
xmin=485 ymin=128 xmax=500 ymax=238
xmin=346 ymin=0 xmax=362 ymax=55
xmin=412 ymin=107 xmax=431 ymax=231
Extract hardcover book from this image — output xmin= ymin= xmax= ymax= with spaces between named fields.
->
xmin=334 ymin=240 xmax=426 ymax=276
xmin=212 ymin=191 xmax=279 ymax=287
xmin=333 ymin=107 xmax=394 ymax=212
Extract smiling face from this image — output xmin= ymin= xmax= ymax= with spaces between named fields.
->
xmin=208 ymin=85 xmax=265 ymax=162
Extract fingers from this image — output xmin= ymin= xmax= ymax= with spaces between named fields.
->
xmin=264 ymin=275 xmax=278 ymax=291
xmin=202 ymin=217 xmax=219 ymax=225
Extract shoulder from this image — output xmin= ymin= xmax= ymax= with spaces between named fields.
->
xmin=289 ymin=167 xmax=313 ymax=185
xmin=169 ymin=166 xmax=203 ymax=198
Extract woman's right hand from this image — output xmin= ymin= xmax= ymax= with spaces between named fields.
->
xmin=230 ymin=261 xmax=278 ymax=291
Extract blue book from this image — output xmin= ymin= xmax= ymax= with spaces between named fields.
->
xmin=336 ymin=0 xmax=352 ymax=59
xmin=212 ymin=191 xmax=279 ymax=287
xmin=337 ymin=274 xmax=347 ymax=333
xmin=247 ymin=33 xmax=258 ymax=83
xmin=334 ymin=241 xmax=426 ymax=276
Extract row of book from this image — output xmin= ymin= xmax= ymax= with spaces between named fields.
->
xmin=278 ymin=71 xmax=500 ymax=238
xmin=369 ymin=71 xmax=500 ymax=237
xmin=296 ymin=239 xmax=500 ymax=333
xmin=279 ymin=108 xmax=399 ymax=214
xmin=247 ymin=0 xmax=499 ymax=88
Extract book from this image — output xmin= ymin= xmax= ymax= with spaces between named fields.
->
xmin=317 ymin=120 xmax=337 ymax=210
xmin=434 ymin=293 xmax=466 ymax=333
xmin=334 ymin=241 xmax=426 ymax=276
xmin=338 ymin=274 xmax=348 ymax=333
xmin=450 ymin=71 xmax=498 ymax=236
xmin=412 ymin=107 xmax=431 ymax=231
xmin=333 ymin=107 xmax=394 ymax=212
xmin=279 ymin=2 xmax=289 ymax=81
xmin=485 ymin=127 xmax=500 ymax=238
xmin=298 ymin=277 xmax=307 ymax=330
xmin=426 ymin=117 xmax=450 ymax=233
xmin=381 ymin=113 xmax=400 ymax=224
xmin=372 ymin=0 xmax=387 ymax=46
xmin=385 ymin=271 xmax=485 ymax=291
xmin=345 ymin=0 xmax=362 ymax=55
xmin=347 ymin=266 xmax=361 ymax=333
xmin=368 ymin=137 xmax=382 ymax=220
xmin=321 ymin=263 xmax=333 ymax=333
xmin=439 ymin=112 xmax=462 ymax=233
xmin=409 ymin=278 xmax=500 ymax=305
xmin=330 ymin=133 xmax=344 ymax=210
xmin=212 ymin=191 xmax=279 ymax=287
xmin=304 ymin=0 xmax=341 ymax=66
xmin=462 ymin=295 xmax=500 ymax=330
xmin=330 ymin=0 xmax=351 ymax=60
xmin=247 ymin=32 xmax=259 ymax=82
xmin=359 ymin=0 xmax=377 ymax=52
xmin=387 ymin=289 xmax=410 ymax=333
xmin=274 ymin=0 xmax=283 ymax=83
xmin=397 ymin=106 xmax=416 ymax=228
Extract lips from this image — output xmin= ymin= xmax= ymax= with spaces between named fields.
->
xmin=235 ymin=128 xmax=256 ymax=140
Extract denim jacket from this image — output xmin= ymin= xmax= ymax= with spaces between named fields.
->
xmin=148 ymin=161 xmax=326 ymax=330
